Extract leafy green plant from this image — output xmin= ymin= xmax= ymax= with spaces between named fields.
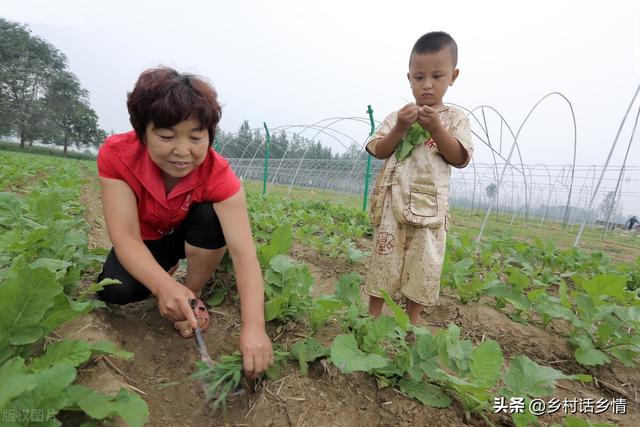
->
xmin=290 ymin=337 xmax=330 ymax=376
xmin=440 ymin=230 xmax=640 ymax=368
xmin=308 ymin=272 xmax=363 ymax=331
xmin=566 ymin=274 xmax=640 ymax=367
xmin=264 ymin=255 xmax=314 ymax=322
xmin=179 ymin=351 xmax=289 ymax=411
xmin=0 ymin=153 xmax=148 ymax=426
xmin=246 ymin=191 xmax=371 ymax=262
xmin=330 ymin=334 xmax=388 ymax=373
xmin=550 ymin=416 xmax=617 ymax=427
xmin=257 ymin=222 xmax=292 ymax=269
xmin=328 ymin=291 xmax=591 ymax=425
xmin=395 ymin=123 xmax=430 ymax=161
xmin=1 ymin=340 xmax=147 ymax=427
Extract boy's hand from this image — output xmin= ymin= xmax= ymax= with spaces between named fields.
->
xmin=417 ymin=105 xmax=444 ymax=134
xmin=395 ymin=103 xmax=419 ymax=132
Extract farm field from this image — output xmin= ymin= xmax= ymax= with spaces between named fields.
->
xmin=1 ymin=150 xmax=640 ymax=427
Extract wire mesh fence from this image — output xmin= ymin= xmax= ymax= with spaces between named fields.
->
xmin=229 ymin=158 xmax=385 ymax=194
xmin=218 ymin=88 xmax=640 ymax=245
xmin=3 ymin=91 xmax=639 ymax=244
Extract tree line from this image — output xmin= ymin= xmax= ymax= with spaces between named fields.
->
xmin=0 ymin=18 xmax=364 ymax=160
xmin=0 ymin=18 xmax=106 ymax=154
xmin=217 ymin=120 xmax=368 ymax=160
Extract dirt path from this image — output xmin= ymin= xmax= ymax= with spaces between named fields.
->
xmin=77 ymin=180 xmax=639 ymax=427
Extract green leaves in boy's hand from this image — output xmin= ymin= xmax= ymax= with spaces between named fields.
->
xmin=395 ymin=123 xmax=430 ymax=161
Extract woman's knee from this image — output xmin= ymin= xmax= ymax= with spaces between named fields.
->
xmin=97 ymin=280 xmax=150 ymax=305
xmin=184 ymin=203 xmax=226 ymax=249
xmin=186 ymin=203 xmax=217 ymax=224
xmin=96 ymin=250 xmax=151 ymax=304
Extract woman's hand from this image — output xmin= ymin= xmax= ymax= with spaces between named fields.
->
xmin=154 ymin=280 xmax=198 ymax=328
xmin=239 ymin=325 xmax=274 ymax=379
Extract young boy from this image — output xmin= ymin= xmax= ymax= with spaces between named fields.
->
xmin=364 ymin=31 xmax=473 ymax=325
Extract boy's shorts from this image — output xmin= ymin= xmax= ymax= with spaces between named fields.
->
xmin=365 ymin=188 xmax=447 ymax=306
xmin=97 ymin=203 xmax=226 ymax=305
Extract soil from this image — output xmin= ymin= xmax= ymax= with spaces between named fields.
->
xmin=69 ymin=181 xmax=640 ymax=427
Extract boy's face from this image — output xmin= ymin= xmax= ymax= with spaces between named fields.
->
xmin=407 ymin=49 xmax=459 ymax=108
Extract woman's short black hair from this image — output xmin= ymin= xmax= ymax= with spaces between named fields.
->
xmin=127 ymin=67 xmax=221 ymax=146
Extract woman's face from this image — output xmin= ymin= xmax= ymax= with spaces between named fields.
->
xmin=144 ymin=117 xmax=209 ymax=185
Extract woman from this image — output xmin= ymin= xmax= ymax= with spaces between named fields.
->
xmin=96 ymin=67 xmax=273 ymax=378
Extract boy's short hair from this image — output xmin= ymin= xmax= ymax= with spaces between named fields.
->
xmin=410 ymin=31 xmax=458 ymax=67
xmin=127 ymin=67 xmax=221 ymax=146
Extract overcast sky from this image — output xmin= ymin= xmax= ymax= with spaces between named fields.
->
xmin=3 ymin=0 xmax=640 ymax=215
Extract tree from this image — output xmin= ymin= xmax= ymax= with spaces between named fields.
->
xmin=270 ymin=130 xmax=289 ymax=159
xmin=237 ymin=120 xmax=252 ymax=144
xmin=599 ymin=190 xmax=616 ymax=221
xmin=73 ymin=107 xmax=107 ymax=148
xmin=0 ymin=79 xmax=11 ymax=136
xmin=217 ymin=122 xmax=336 ymax=159
xmin=0 ymin=18 xmax=66 ymax=147
xmin=485 ymin=183 xmax=497 ymax=199
xmin=340 ymin=141 xmax=367 ymax=160
xmin=0 ymin=18 xmax=106 ymax=152
xmin=41 ymin=71 xmax=105 ymax=153
xmin=303 ymin=140 xmax=333 ymax=159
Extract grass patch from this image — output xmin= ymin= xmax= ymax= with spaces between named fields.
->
xmin=0 ymin=140 xmax=97 ymax=161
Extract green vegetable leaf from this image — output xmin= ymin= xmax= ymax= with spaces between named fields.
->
xmin=398 ymin=379 xmax=451 ymax=407
xmin=535 ymin=301 xmax=575 ymax=322
xmin=334 ymin=272 xmax=362 ymax=306
xmin=380 ymin=290 xmax=410 ymax=331
xmin=67 ymin=385 xmax=149 ymax=427
xmin=574 ymin=347 xmax=611 ymax=366
xmin=608 ymin=347 xmax=638 ymax=368
xmin=309 ymin=296 xmax=344 ymax=331
xmin=361 ymin=316 xmax=398 ymax=354
xmin=264 ymin=295 xmax=285 ymax=321
xmin=505 ymin=267 xmax=530 ymax=291
xmin=503 ymin=356 xmax=588 ymax=397
xmin=290 ymin=338 xmax=330 ymax=376
xmin=28 ymin=339 xmax=132 ymax=376
xmin=39 ymin=293 xmax=94 ymax=334
xmin=268 ymin=255 xmax=295 ymax=276
xmin=560 ymin=415 xmax=617 ymax=427
xmin=415 ymin=332 xmax=438 ymax=360
xmin=330 ymin=334 xmax=388 ymax=373
xmin=436 ymin=325 xmax=473 ymax=373
xmin=0 ymin=357 xmax=36 ymax=407
xmin=395 ymin=123 xmax=430 ymax=161
xmin=512 ymin=411 xmax=539 ymax=427
xmin=258 ymin=223 xmax=292 ymax=268
xmin=458 ymin=277 xmax=486 ymax=304
xmin=79 ymin=278 xmax=121 ymax=298
xmin=579 ymin=274 xmax=630 ymax=305
xmin=9 ymin=362 xmax=76 ymax=422
xmin=347 ymin=244 xmax=367 ymax=263
xmin=0 ymin=268 xmax=62 ymax=346
xmin=558 ymin=281 xmax=572 ymax=308
xmin=30 ymin=340 xmax=93 ymax=371
xmin=88 ymin=341 xmax=134 ymax=360
xmin=469 ymin=340 xmax=503 ymax=387
xmin=207 ymin=287 xmax=227 ymax=307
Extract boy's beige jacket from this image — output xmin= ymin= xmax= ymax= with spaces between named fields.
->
xmin=366 ymin=106 xmax=473 ymax=229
